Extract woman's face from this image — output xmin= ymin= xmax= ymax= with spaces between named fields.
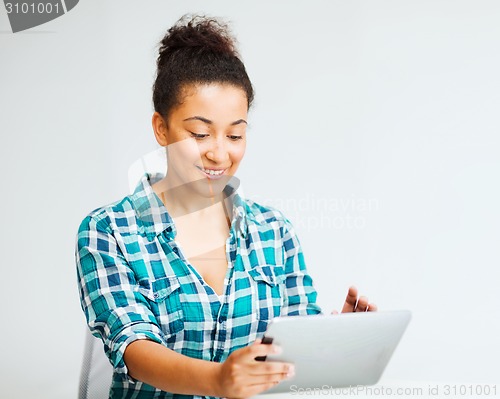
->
xmin=153 ymin=83 xmax=248 ymax=199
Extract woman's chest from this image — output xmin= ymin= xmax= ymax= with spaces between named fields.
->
xmin=118 ymin=221 xmax=287 ymax=345
xmin=174 ymin=226 xmax=230 ymax=296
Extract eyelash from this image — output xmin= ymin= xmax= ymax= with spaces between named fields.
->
xmin=190 ymin=132 xmax=243 ymax=141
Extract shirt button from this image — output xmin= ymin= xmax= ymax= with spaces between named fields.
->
xmin=173 ymin=247 xmax=179 ymax=255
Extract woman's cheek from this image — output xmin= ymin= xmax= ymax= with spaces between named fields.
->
xmin=232 ymin=142 xmax=246 ymax=163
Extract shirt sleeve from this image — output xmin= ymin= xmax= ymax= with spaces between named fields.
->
xmin=280 ymin=217 xmax=323 ymax=316
xmin=75 ymin=213 xmax=167 ymax=382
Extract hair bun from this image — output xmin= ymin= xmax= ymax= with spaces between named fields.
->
xmin=157 ymin=14 xmax=238 ymax=68
xmin=152 ymin=14 xmax=254 ymax=119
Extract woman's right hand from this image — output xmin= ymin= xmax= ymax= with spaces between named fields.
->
xmin=215 ymin=338 xmax=295 ymax=399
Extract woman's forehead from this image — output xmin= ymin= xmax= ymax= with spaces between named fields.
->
xmin=172 ymin=83 xmax=248 ymax=123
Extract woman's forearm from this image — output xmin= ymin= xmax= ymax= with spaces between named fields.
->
xmin=123 ymin=339 xmax=223 ymax=396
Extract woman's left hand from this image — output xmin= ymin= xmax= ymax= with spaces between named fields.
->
xmin=331 ymin=285 xmax=378 ymax=314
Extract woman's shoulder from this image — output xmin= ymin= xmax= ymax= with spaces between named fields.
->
xmin=77 ymin=192 xmax=136 ymax=235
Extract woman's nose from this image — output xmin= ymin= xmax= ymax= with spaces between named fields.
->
xmin=205 ymin=139 xmax=229 ymax=163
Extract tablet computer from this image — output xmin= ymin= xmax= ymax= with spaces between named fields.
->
xmin=257 ymin=310 xmax=411 ymax=394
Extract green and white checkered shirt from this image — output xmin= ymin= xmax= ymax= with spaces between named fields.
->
xmin=76 ymin=172 xmax=323 ymax=398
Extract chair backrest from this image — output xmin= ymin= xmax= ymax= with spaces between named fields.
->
xmin=78 ymin=328 xmax=114 ymax=399
xmin=79 ymin=149 xmax=166 ymax=397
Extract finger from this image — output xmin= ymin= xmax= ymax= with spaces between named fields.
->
xmin=245 ymin=371 xmax=292 ymax=396
xmin=249 ymin=368 xmax=295 ymax=385
xmin=235 ymin=370 xmax=290 ymax=398
xmin=331 ymin=309 xmax=339 ymax=315
xmin=247 ymin=343 xmax=282 ymax=362
xmin=367 ymin=303 xmax=378 ymax=312
xmin=243 ymin=380 xmax=283 ymax=399
xmin=249 ymin=361 xmax=295 ymax=377
xmin=356 ymin=295 xmax=369 ymax=312
xmin=341 ymin=286 xmax=358 ymax=313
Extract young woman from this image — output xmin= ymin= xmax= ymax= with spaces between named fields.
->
xmin=75 ymin=14 xmax=376 ymax=399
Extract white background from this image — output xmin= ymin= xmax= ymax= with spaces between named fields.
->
xmin=1 ymin=1 xmax=499 ymax=397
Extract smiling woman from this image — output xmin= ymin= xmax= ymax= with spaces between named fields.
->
xmin=75 ymin=13 xmax=375 ymax=399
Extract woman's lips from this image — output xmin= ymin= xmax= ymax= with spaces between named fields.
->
xmin=196 ymin=166 xmax=228 ymax=180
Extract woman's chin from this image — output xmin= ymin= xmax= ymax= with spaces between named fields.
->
xmin=191 ymin=176 xmax=231 ymax=198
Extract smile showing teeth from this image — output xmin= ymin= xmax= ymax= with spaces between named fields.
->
xmin=202 ymin=168 xmax=224 ymax=176
xmin=197 ymin=166 xmax=227 ymax=179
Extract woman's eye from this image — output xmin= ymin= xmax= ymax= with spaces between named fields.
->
xmin=228 ymin=135 xmax=243 ymax=141
xmin=190 ymin=132 xmax=208 ymax=140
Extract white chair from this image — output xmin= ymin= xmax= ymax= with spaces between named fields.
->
xmin=78 ymin=329 xmax=114 ymax=399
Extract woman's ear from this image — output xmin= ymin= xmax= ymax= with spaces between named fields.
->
xmin=152 ymin=112 xmax=169 ymax=146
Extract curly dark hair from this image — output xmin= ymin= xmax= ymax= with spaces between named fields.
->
xmin=152 ymin=14 xmax=255 ymax=122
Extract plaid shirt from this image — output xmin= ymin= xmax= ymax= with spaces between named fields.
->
xmin=76 ymin=172 xmax=323 ymax=399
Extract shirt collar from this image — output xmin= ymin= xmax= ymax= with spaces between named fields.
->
xmin=130 ymin=172 xmax=258 ymax=241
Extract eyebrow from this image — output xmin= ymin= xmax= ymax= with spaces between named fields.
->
xmin=183 ymin=116 xmax=247 ymax=126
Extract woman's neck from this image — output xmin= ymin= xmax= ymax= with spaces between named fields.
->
xmin=152 ymin=176 xmax=232 ymax=221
